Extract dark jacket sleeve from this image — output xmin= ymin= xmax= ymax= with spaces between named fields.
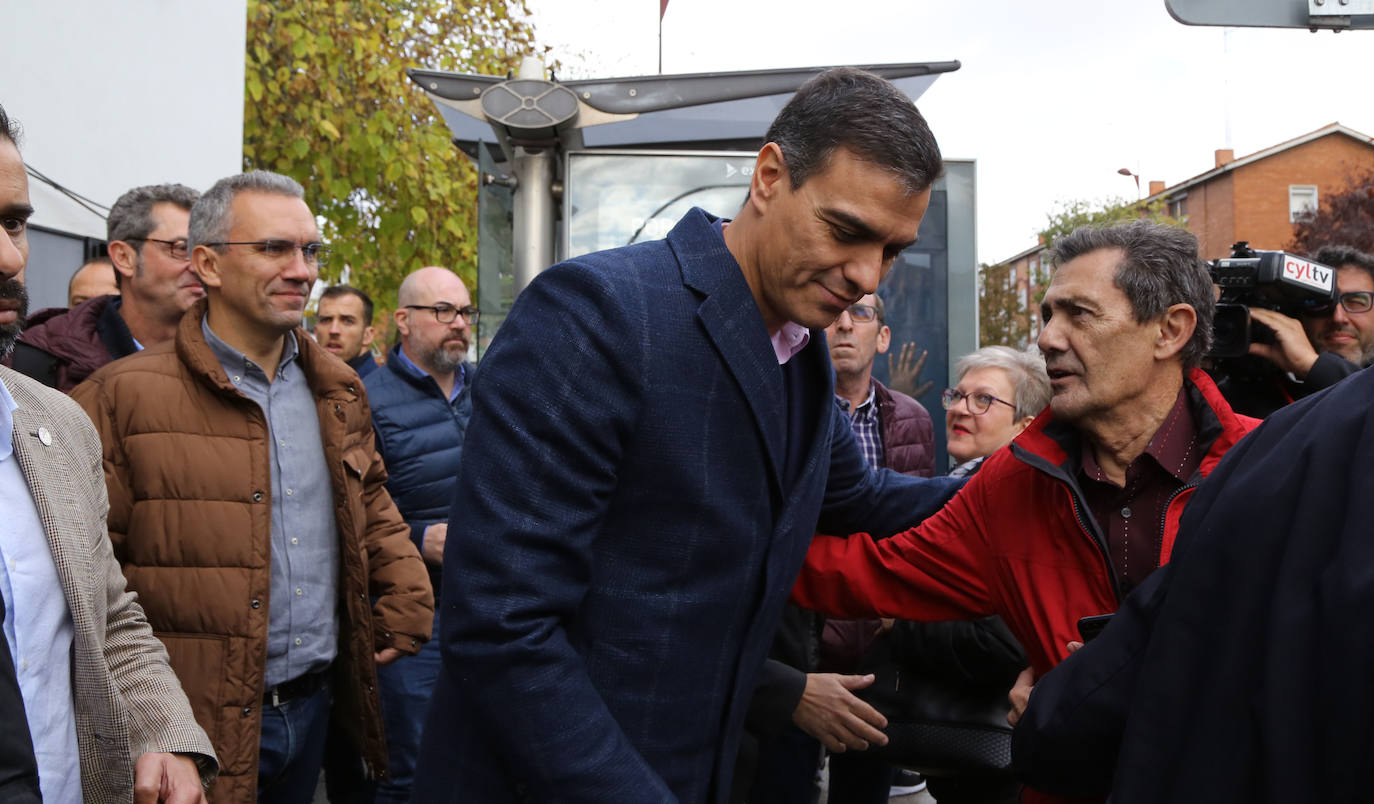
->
xmin=887 ymin=615 xmax=1026 ymax=688
xmin=745 ymin=660 xmax=808 ymax=735
xmin=816 ymin=411 xmax=963 ymax=538
xmin=1011 ymin=560 xmax=1173 ymax=797
xmin=1302 ymin=351 xmax=1360 ymax=393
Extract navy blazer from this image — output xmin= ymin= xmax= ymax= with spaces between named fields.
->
xmin=414 ymin=208 xmax=961 ymax=803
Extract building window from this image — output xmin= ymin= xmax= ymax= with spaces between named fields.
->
xmin=1289 ymin=185 xmax=1318 ymax=222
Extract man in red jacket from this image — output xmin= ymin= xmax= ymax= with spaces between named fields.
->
xmin=792 ymin=221 xmax=1259 ymax=803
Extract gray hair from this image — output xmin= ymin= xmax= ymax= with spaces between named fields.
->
xmin=955 ymin=345 xmax=1051 ymax=421
xmin=1313 ymin=244 xmax=1374 ymax=284
xmin=189 ymin=170 xmax=305 ymax=250
xmin=764 ymin=67 xmax=943 ymax=196
xmin=107 ymin=184 xmax=200 ymax=244
xmin=1051 ymin=221 xmax=1214 ymax=368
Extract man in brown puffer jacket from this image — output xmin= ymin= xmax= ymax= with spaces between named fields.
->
xmin=71 ymin=170 xmax=434 ymax=803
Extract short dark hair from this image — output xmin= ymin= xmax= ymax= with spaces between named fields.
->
xmin=1051 ymin=221 xmax=1214 ymax=369
xmin=870 ymin=292 xmax=886 ymax=323
xmin=0 ymin=103 xmax=19 ymax=146
xmin=764 ymin=67 xmax=943 ymax=195
xmin=1313 ymin=244 xmax=1374 ymax=285
xmin=319 ymin=284 xmax=374 ymax=326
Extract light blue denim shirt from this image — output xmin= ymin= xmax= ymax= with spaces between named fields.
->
xmin=202 ymin=319 xmax=340 ymax=686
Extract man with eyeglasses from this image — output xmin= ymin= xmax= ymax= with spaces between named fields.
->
xmin=1244 ymin=244 xmax=1374 ymax=411
xmin=355 ymin=266 xmax=475 ymax=802
xmin=70 ymin=170 xmax=434 ymax=803
xmin=10 ymin=183 xmax=201 ymax=392
xmin=792 ymin=222 xmax=1260 ymax=804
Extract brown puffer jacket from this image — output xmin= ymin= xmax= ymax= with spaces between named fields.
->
xmin=71 ymin=300 xmax=435 ymax=802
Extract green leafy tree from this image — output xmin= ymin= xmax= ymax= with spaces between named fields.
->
xmin=980 ymin=197 xmax=1185 ymax=348
xmin=243 ymin=0 xmax=542 ymax=313
xmin=1038 ymin=196 xmax=1184 ymax=258
xmin=978 ymin=261 xmax=1031 ymax=348
xmin=1032 ymin=196 xmax=1185 ymax=306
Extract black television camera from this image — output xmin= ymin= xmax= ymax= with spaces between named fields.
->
xmin=1209 ymin=242 xmax=1337 ymax=357
xmin=1207 ymin=242 xmax=1337 ymax=417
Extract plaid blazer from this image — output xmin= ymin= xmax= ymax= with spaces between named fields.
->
xmin=0 ymin=366 xmax=216 ymax=802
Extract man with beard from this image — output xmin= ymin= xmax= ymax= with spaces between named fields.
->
xmin=358 ymin=266 xmax=474 ymax=802
xmin=314 ymin=285 xmax=377 ymax=378
xmin=70 ymin=170 xmax=433 ymax=802
xmin=0 ymin=102 xmax=215 ymax=802
xmin=11 ymin=183 xmax=201 ymax=392
xmin=1240 ymin=244 xmax=1374 ymax=414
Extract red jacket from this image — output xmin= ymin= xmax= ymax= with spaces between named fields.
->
xmin=792 ymin=368 xmax=1258 ymax=678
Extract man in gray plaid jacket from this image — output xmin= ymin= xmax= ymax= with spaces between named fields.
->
xmin=0 ymin=103 xmax=215 ymax=803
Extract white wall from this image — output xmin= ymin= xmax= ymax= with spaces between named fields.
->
xmin=6 ymin=1 xmax=246 ymax=239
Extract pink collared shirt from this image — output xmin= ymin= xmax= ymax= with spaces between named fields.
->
xmin=771 ymin=322 xmax=811 ymax=364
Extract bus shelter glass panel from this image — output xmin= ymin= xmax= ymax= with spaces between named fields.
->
xmin=565 ymin=151 xmax=754 ymax=258
xmin=563 ymin=151 xmax=969 ymax=468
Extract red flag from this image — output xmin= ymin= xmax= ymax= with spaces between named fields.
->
xmin=660 ymin=0 xmax=669 ymax=19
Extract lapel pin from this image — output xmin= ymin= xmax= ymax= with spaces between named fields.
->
xmin=37 ymin=427 xmax=52 ymax=446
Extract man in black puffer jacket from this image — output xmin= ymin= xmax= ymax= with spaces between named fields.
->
xmin=361 ymin=266 xmax=475 ymax=804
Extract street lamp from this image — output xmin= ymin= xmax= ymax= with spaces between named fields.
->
xmin=1117 ymin=167 xmax=1141 ymax=199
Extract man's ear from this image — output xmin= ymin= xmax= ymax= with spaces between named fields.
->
xmin=191 ymin=245 xmax=222 ymax=289
xmin=875 ymin=324 xmax=892 ymax=356
xmin=362 ymin=325 xmax=377 ymax=347
xmin=107 ymin=240 xmax=138 ymax=283
xmin=1155 ymin=303 xmax=1197 ymax=361
xmin=746 ymin=142 xmax=790 ymax=215
xmin=393 ymin=308 xmax=411 ymax=338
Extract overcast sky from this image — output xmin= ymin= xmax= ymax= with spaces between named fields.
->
xmin=521 ymin=0 xmax=1374 ymax=264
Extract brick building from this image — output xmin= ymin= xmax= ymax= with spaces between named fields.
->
xmin=1144 ymin=122 xmax=1374 ymax=259
xmin=984 ymin=122 xmax=1374 ymax=345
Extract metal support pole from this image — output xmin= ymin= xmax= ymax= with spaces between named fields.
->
xmin=511 ymin=146 xmax=556 ymax=296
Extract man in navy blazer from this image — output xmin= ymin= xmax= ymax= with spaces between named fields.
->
xmin=414 ymin=67 xmax=962 ymax=803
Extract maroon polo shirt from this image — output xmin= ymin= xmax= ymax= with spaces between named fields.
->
xmin=1079 ymin=387 xmax=1202 ymax=595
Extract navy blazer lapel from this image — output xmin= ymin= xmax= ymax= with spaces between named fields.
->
xmin=669 ymin=209 xmax=788 ymax=495
xmin=783 ymin=338 xmax=839 ymax=508
xmin=10 ymin=406 xmax=89 ymax=626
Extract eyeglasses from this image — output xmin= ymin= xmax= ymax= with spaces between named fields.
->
xmin=941 ymin=387 xmax=1016 ymax=416
xmin=1301 ymin=291 xmax=1374 ymax=316
xmin=404 ymin=303 xmax=479 ymax=325
xmin=201 ymin=239 xmax=332 ymax=266
xmin=841 ymin=303 xmax=880 ymax=323
xmin=125 ymin=237 xmax=189 ymax=261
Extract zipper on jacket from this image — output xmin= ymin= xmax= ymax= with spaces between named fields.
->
xmin=1065 ymin=485 xmax=1123 ymax=603
xmin=1154 ymin=480 xmax=1199 ymax=566
xmin=1011 ymin=442 xmax=1123 ymax=603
